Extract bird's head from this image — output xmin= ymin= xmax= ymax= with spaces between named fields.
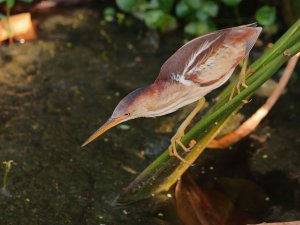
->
xmin=81 ymin=87 xmax=150 ymax=147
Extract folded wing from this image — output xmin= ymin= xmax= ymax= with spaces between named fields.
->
xmin=155 ymin=24 xmax=262 ymax=87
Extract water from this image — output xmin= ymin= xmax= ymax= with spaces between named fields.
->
xmin=0 ymin=7 xmax=299 ymax=225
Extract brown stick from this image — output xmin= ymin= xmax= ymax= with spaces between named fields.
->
xmin=208 ymin=53 xmax=300 ymax=149
xmin=248 ymin=221 xmax=300 ymax=225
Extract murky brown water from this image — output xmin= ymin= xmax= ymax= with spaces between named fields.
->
xmin=0 ymin=7 xmax=299 ymax=225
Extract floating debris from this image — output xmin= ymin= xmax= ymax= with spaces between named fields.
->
xmin=118 ymin=124 xmax=130 ymax=130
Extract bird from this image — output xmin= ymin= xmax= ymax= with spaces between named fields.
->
xmin=82 ymin=23 xmax=262 ymax=162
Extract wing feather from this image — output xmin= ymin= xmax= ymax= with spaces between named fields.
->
xmin=155 ymin=24 xmax=262 ymax=87
xmin=155 ymin=31 xmax=226 ymax=83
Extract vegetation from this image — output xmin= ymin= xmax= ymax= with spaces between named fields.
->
xmin=1 ymin=160 xmax=14 ymax=197
xmin=103 ymin=0 xmax=277 ymax=36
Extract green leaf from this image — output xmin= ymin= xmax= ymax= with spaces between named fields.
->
xmin=118 ymin=19 xmax=300 ymax=203
xmin=159 ymin=14 xmax=177 ymax=32
xmin=144 ymin=9 xmax=165 ymax=29
xmin=175 ymin=0 xmax=193 ymax=18
xmin=104 ymin=7 xmax=116 ymax=18
xmin=203 ymin=1 xmax=219 ymax=17
xmin=0 ymin=0 xmax=6 ymax=3
xmin=184 ymin=21 xmax=209 ymax=35
xmin=7 ymin=0 xmax=15 ymax=9
xmin=158 ymin=0 xmax=174 ymax=13
xmin=196 ymin=11 xmax=208 ymax=21
xmin=116 ymin=0 xmax=139 ymax=13
xmin=255 ymin=6 xmax=276 ymax=26
xmin=149 ymin=0 xmax=159 ymax=8
xmin=103 ymin=7 xmax=116 ymax=22
xmin=222 ymin=0 xmax=241 ymax=6
xmin=184 ymin=0 xmax=202 ymax=9
xmin=116 ymin=12 xmax=126 ymax=24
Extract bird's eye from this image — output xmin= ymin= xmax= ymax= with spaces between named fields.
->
xmin=125 ymin=113 xmax=130 ymax=116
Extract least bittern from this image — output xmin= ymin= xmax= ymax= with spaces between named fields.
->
xmin=82 ymin=23 xmax=262 ymax=162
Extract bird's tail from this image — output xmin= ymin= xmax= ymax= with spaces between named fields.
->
xmin=240 ymin=22 xmax=258 ymax=28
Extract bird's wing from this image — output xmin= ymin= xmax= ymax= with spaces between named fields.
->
xmin=155 ymin=24 xmax=261 ymax=87
xmin=155 ymin=30 xmax=226 ymax=83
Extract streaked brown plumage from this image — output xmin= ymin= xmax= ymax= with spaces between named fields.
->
xmin=82 ymin=23 xmax=262 ymax=160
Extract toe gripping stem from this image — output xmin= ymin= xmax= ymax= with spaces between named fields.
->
xmin=168 ymin=98 xmax=206 ymax=163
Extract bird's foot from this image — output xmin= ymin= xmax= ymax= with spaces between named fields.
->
xmin=168 ymin=98 xmax=205 ymax=164
xmin=229 ymin=55 xmax=251 ymax=101
xmin=168 ymin=131 xmax=191 ymax=164
xmin=229 ymin=75 xmax=249 ymax=101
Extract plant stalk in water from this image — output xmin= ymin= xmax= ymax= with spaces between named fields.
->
xmin=5 ymin=0 xmax=14 ymax=45
xmin=2 ymin=160 xmax=14 ymax=192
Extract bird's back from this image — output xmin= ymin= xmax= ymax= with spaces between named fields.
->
xmin=155 ymin=24 xmax=262 ymax=88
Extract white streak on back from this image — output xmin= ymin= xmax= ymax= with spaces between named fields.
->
xmin=171 ymin=73 xmax=194 ymax=85
xmin=174 ymin=34 xmax=222 ymax=86
xmin=182 ymin=40 xmax=211 ymax=75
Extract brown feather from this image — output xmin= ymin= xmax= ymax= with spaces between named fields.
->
xmin=155 ymin=24 xmax=261 ymax=87
xmin=155 ymin=31 xmax=226 ymax=82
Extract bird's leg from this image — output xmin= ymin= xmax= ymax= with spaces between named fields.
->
xmin=169 ymin=98 xmax=206 ymax=163
xmin=238 ymin=54 xmax=249 ymax=89
xmin=229 ymin=55 xmax=249 ymax=101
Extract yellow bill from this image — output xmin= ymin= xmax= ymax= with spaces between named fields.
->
xmin=81 ymin=115 xmax=127 ymax=147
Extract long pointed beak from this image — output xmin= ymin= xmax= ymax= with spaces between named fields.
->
xmin=81 ymin=115 xmax=127 ymax=147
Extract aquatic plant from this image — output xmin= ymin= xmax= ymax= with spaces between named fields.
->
xmin=1 ymin=160 xmax=14 ymax=197
xmin=106 ymin=0 xmax=277 ymax=35
xmin=118 ymin=18 xmax=300 ymax=203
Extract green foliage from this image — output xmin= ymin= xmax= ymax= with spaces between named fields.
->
xmin=110 ymin=0 xmax=227 ymax=36
xmin=185 ymin=0 xmax=202 ymax=10
xmin=116 ymin=0 xmax=139 ymax=13
xmin=184 ymin=21 xmax=209 ymax=35
xmin=0 ymin=0 xmax=33 ymax=8
xmin=158 ymin=0 xmax=174 ymax=12
xmin=109 ymin=0 xmax=279 ymax=36
xmin=202 ymin=1 xmax=218 ymax=17
xmin=145 ymin=9 xmax=165 ymax=28
xmin=175 ymin=0 xmax=192 ymax=18
xmin=222 ymin=0 xmax=241 ymax=6
xmin=159 ymin=14 xmax=178 ymax=32
xmin=7 ymin=0 xmax=15 ymax=9
xmin=104 ymin=7 xmax=116 ymax=22
xmin=256 ymin=5 xmax=276 ymax=26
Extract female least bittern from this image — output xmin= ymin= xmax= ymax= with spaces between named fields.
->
xmin=82 ymin=23 xmax=262 ymax=162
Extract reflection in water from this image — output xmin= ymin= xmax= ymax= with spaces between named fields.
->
xmin=175 ymin=173 xmax=270 ymax=225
